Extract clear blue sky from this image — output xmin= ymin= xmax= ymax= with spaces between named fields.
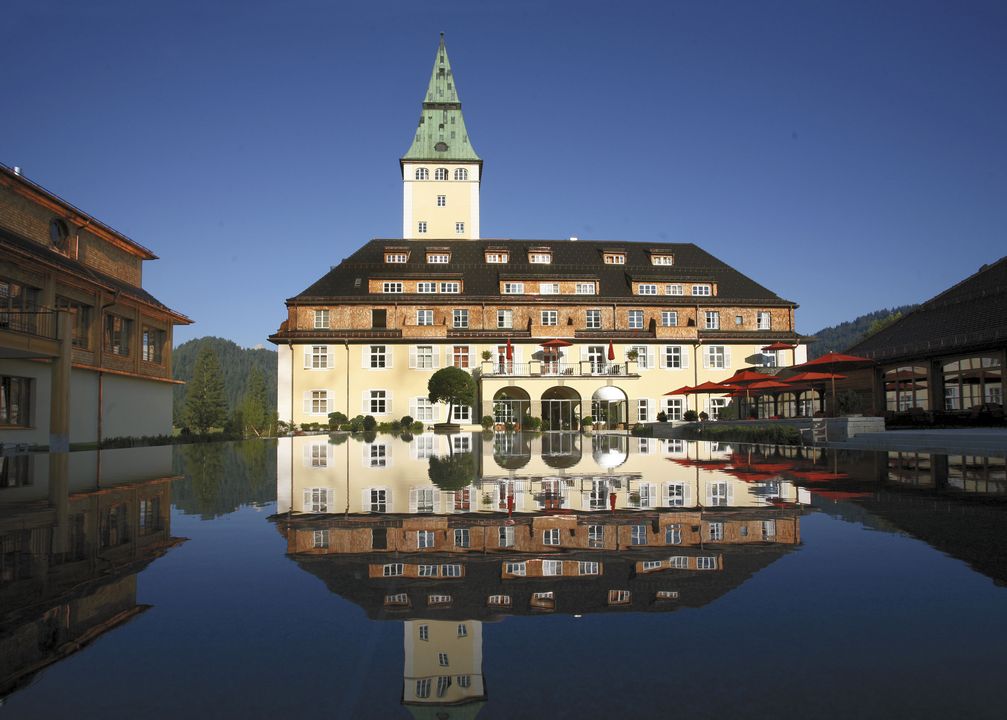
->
xmin=5 ymin=0 xmax=1006 ymax=348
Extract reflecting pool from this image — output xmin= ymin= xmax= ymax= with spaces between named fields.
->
xmin=2 ymin=434 xmax=1006 ymax=718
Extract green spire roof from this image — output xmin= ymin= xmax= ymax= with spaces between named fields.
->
xmin=402 ymin=33 xmax=481 ymax=162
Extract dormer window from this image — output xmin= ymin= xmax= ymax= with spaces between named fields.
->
xmin=539 ymin=282 xmax=560 ymax=295
xmin=666 ymin=284 xmax=684 ymax=296
xmin=454 ymin=168 xmax=468 ymax=180
xmin=651 ymin=254 xmax=674 ymax=266
xmin=384 ymin=250 xmax=409 ymax=263
xmin=427 ymin=252 xmax=451 ymax=264
xmin=435 ymin=168 xmax=449 ymax=180
xmin=692 ymin=284 xmax=712 ymax=296
xmin=603 ymin=252 xmax=626 ymax=265
xmin=638 ymin=284 xmax=657 ymax=296
xmin=575 ymin=282 xmax=596 ymax=295
xmin=529 ymin=251 xmax=552 ymax=264
xmin=415 ymin=168 xmax=429 ymax=180
xmin=485 ymin=251 xmax=509 ymax=264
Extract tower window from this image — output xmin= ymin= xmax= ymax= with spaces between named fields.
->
xmin=418 ymin=221 xmax=428 ymax=234
xmin=435 ymin=168 xmax=448 ymax=180
xmin=415 ymin=168 xmax=429 ymax=180
xmin=437 ymin=195 xmax=446 ymax=207
xmin=454 ymin=168 xmax=468 ymax=180
xmin=455 ymin=222 xmax=465 ymax=234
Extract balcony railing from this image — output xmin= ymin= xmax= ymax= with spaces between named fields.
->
xmin=481 ymin=360 xmax=636 ymax=378
xmin=0 ymin=310 xmax=58 ymax=340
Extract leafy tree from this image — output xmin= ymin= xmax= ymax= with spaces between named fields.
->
xmin=184 ymin=347 xmax=228 ymax=432
xmin=428 ymin=452 xmax=476 ymax=491
xmin=240 ymin=366 xmax=270 ymax=436
xmin=427 ymin=366 xmax=475 ymax=423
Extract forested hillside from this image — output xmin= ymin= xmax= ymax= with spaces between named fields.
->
xmin=173 ymin=337 xmax=276 ymax=424
xmin=807 ymin=305 xmax=916 ymax=359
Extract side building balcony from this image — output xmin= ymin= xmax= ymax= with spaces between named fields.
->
xmin=0 ymin=309 xmax=61 ymax=358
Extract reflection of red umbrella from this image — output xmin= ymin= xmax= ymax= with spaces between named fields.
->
xmin=607 ymin=341 xmax=615 ymax=361
xmin=789 ymin=470 xmax=849 ymax=482
xmin=507 ymin=494 xmax=515 ymax=517
xmin=669 ymin=458 xmax=730 ymax=469
xmin=726 ymin=470 xmax=778 ymax=483
xmin=609 ymin=492 xmax=617 ymax=511
xmin=505 ymin=337 xmax=513 ymax=361
xmin=768 ymin=498 xmax=800 ymax=508
xmin=810 ymin=490 xmax=871 ymax=501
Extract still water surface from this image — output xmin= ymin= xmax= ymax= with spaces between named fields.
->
xmin=2 ymin=434 xmax=1006 ymax=719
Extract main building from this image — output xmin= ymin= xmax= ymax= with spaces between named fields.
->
xmin=270 ymin=36 xmax=806 ymax=429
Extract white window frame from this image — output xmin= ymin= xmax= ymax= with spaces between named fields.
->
xmin=588 ymin=525 xmax=604 ymax=548
xmin=454 ymin=528 xmax=470 ymax=548
xmin=503 ymin=282 xmax=524 ymax=294
xmin=697 ymin=556 xmax=717 ymax=570
xmin=382 ymin=281 xmax=403 ymax=293
xmin=427 ymin=253 xmax=450 ymax=264
xmin=441 ymin=564 xmax=462 ymax=577
xmin=631 ymin=525 xmax=648 ymax=545
xmin=541 ymin=310 xmax=558 ymax=326
xmin=504 ymin=560 xmax=526 ymax=575
xmin=628 ymin=310 xmax=644 ymax=329
xmin=757 ymin=311 xmax=772 ymax=330
xmin=575 ymin=282 xmax=596 ymax=295
xmin=414 ymin=397 xmax=437 ymax=422
xmin=542 ymin=559 xmax=564 ymax=576
xmin=308 ymin=345 xmax=329 ymax=369
xmin=499 ymin=526 xmax=515 ymax=548
xmin=417 ymin=309 xmax=434 ymax=326
xmin=705 ymin=311 xmax=720 ymax=330
xmin=451 ymin=404 xmax=472 ymax=423
xmin=651 ymin=254 xmax=674 ymax=266
xmin=435 ymin=168 xmax=448 ymax=180
xmin=417 ymin=281 xmax=436 ymax=293
xmin=313 ymin=309 xmax=329 ymax=329
xmin=663 ymin=397 xmax=684 ymax=421
xmin=692 ymin=284 xmax=712 ymax=296
xmin=368 ymin=390 xmax=388 ymax=415
xmin=529 ymin=252 xmax=552 ymax=264
xmin=661 ymin=311 xmax=678 ymax=327
xmin=638 ymin=284 xmax=657 ymax=296
xmin=586 ymin=309 xmax=602 ymax=329
xmin=417 ymin=221 xmax=428 ymax=234
xmin=451 ymin=345 xmax=470 ymax=368
xmin=415 ymin=167 xmax=429 ymax=180
xmin=636 ymin=398 xmax=650 ymax=422
xmin=455 ymin=222 xmax=465 ymax=234
xmin=539 ymin=282 xmax=560 ymax=295
xmin=669 ymin=556 xmax=689 ymax=569
xmin=543 ymin=528 xmax=561 ymax=546
xmin=485 ymin=252 xmax=508 ymax=264
xmin=417 ymin=530 xmax=436 ymax=549
xmin=413 ymin=345 xmax=437 ymax=369
xmin=440 ymin=282 xmax=460 ymax=294
xmin=666 ymin=284 xmax=684 ymax=296
xmin=454 ymin=168 xmax=468 ymax=180
xmin=497 ymin=309 xmax=513 ymax=328
xmin=307 ymin=390 xmax=329 ymax=415
xmin=383 ymin=563 xmax=404 ymax=576
xmin=452 ymin=309 xmax=469 ymax=328
xmin=630 ymin=345 xmax=650 ymax=369
xmin=578 ymin=561 xmax=600 ymax=575
xmin=665 ymin=524 xmax=682 ymax=545
xmin=603 ymin=253 xmax=625 ymax=265
xmin=436 ymin=195 xmax=446 ymax=207
xmin=704 ymin=345 xmax=729 ymax=370
xmin=369 ymin=345 xmax=388 ymax=369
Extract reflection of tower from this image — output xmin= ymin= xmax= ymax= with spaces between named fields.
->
xmin=403 ymin=620 xmax=485 ymax=715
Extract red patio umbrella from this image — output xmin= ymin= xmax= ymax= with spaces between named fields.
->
xmin=794 ymin=352 xmax=875 ymax=415
xmin=505 ymin=337 xmax=513 ymax=361
xmin=540 ymin=339 xmax=573 ymax=348
xmin=607 ymin=340 xmax=615 ymax=361
xmin=762 ymin=342 xmax=796 ymax=352
xmin=665 ymin=385 xmax=695 ymax=395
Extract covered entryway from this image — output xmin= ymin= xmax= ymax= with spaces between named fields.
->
xmin=592 ymin=386 xmax=628 ymax=430
xmin=541 ymin=386 xmax=581 ymax=431
xmin=492 ymin=387 xmax=530 ymax=424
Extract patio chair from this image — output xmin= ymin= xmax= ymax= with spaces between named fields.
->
xmin=800 ymin=419 xmax=828 ymax=446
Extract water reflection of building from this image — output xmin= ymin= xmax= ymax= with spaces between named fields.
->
xmin=813 ymin=449 xmax=1007 ymax=584
xmin=0 ymin=447 xmax=183 ymax=698
xmin=273 ymin=433 xmax=806 ymax=717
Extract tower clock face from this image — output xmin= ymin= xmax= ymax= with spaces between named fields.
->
xmin=435 ymin=141 xmax=448 ymax=152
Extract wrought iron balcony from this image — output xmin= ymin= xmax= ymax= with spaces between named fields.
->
xmin=0 ymin=309 xmax=58 ymax=340
xmin=480 ymin=360 xmax=637 ymax=378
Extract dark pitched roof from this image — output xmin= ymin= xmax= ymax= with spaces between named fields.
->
xmin=849 ymin=256 xmax=1007 ymax=362
xmin=0 ymin=228 xmax=191 ymax=323
xmin=288 ymin=239 xmax=795 ymax=306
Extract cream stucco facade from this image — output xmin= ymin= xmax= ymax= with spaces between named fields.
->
xmin=402 ymin=161 xmax=480 ymax=240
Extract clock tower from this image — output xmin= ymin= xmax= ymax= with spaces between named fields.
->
xmin=401 ymin=34 xmax=482 ymax=240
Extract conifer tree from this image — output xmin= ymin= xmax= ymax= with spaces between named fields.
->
xmin=184 ymin=347 xmax=228 ymax=432
xmin=240 ymin=366 xmax=270 ymax=436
